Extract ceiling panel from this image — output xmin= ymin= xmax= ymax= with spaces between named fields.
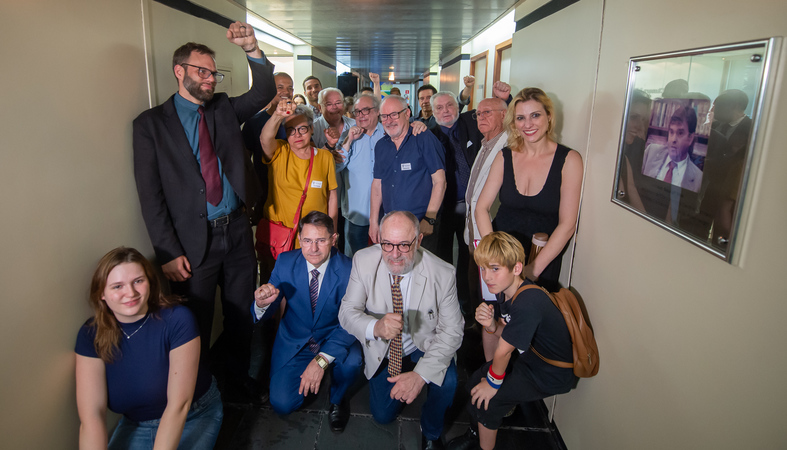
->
xmin=234 ymin=0 xmax=517 ymax=81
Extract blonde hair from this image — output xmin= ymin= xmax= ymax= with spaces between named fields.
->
xmin=474 ymin=231 xmax=525 ymax=277
xmin=504 ymin=87 xmax=556 ymax=151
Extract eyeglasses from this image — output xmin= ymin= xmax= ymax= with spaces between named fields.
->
xmin=473 ymin=109 xmax=506 ymax=120
xmin=379 ymin=107 xmax=407 ymax=121
xmin=180 ymin=63 xmax=224 ymax=83
xmin=353 ymin=107 xmax=376 ymax=117
xmin=286 ymin=125 xmax=311 ymax=136
xmin=381 ymin=236 xmax=417 ymax=253
xmin=300 ymin=237 xmax=331 ymax=247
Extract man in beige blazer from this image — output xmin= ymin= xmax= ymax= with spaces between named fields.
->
xmin=339 ymin=211 xmax=464 ymax=450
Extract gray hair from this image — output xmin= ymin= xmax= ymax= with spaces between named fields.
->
xmin=354 ymin=93 xmax=381 ymax=111
xmin=380 ymin=95 xmax=409 ymax=112
xmin=289 ymin=104 xmax=315 ymax=127
xmin=380 ymin=211 xmax=420 ymax=238
xmin=430 ymin=91 xmax=458 ymax=111
xmin=318 ymin=87 xmax=344 ymax=108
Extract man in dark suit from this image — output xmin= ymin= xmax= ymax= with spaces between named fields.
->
xmin=253 ymin=211 xmax=362 ymax=432
xmin=690 ymin=89 xmax=753 ymax=248
xmin=428 ymin=82 xmax=510 ymax=323
xmin=132 ymin=21 xmax=275 ymax=399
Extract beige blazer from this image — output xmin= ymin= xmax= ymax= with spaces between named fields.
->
xmin=339 ymin=245 xmax=464 ymax=385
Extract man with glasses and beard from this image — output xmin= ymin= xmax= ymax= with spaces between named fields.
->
xmin=369 ymin=96 xmax=446 ymax=255
xmin=339 ymin=211 xmax=464 ymax=450
xmin=132 ymin=21 xmax=275 ymax=402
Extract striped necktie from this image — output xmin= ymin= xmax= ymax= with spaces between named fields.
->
xmin=388 ymin=275 xmax=404 ymax=377
xmin=308 ymin=269 xmax=320 ymax=354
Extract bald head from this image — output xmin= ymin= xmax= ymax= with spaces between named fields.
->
xmin=476 ymin=97 xmax=507 ymax=138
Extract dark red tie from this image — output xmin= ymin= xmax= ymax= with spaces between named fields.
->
xmin=197 ymin=106 xmax=222 ymax=206
xmin=663 ymin=161 xmax=677 ymax=185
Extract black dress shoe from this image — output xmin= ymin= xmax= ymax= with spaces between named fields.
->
xmin=446 ymin=428 xmax=480 ymax=450
xmin=422 ymin=434 xmax=445 ymax=450
xmin=328 ymin=399 xmax=350 ymax=433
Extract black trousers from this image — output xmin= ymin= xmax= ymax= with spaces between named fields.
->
xmin=172 ymin=212 xmax=257 ymax=384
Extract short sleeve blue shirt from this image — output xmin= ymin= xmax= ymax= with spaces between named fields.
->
xmin=373 ymin=127 xmax=445 ymax=220
xmin=75 ymin=305 xmax=211 ymax=422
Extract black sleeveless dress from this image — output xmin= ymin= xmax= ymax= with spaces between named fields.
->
xmin=493 ymin=144 xmax=571 ymax=291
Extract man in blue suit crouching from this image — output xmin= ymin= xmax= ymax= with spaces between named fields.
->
xmin=253 ymin=210 xmax=362 ymax=432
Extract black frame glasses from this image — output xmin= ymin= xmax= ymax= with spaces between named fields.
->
xmin=180 ymin=63 xmax=225 ymax=83
xmin=381 ymin=236 xmax=417 ymax=253
xmin=353 ymin=107 xmax=375 ymax=117
xmin=286 ymin=125 xmax=311 ymax=136
xmin=379 ymin=107 xmax=407 ymax=121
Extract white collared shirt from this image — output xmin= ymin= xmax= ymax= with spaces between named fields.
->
xmin=254 ymin=255 xmax=335 ymax=362
xmin=364 ymin=272 xmax=419 ymax=360
xmin=656 ymin=155 xmax=688 ymax=187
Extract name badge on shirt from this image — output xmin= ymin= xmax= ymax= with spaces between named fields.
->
xmin=401 ymin=163 xmax=412 ymax=171
xmin=311 ymin=180 xmax=323 ymax=188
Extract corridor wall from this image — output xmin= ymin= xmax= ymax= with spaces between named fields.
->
xmin=509 ymin=0 xmax=787 ymax=448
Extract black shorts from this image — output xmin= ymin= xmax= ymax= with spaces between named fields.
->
xmin=466 ymin=353 xmax=552 ymax=430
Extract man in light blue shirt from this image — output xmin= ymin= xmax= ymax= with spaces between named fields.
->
xmin=335 ymin=94 xmax=384 ymax=256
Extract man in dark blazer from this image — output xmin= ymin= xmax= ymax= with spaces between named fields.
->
xmin=253 ymin=211 xmax=362 ymax=432
xmin=132 ymin=21 xmax=275 ymax=399
xmin=428 ymin=82 xmax=511 ymax=323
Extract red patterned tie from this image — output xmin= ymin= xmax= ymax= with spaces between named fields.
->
xmin=663 ymin=161 xmax=677 ymax=185
xmin=197 ymin=106 xmax=222 ymax=206
xmin=388 ymin=275 xmax=404 ymax=377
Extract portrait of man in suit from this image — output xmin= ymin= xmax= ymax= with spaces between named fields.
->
xmin=641 ymin=105 xmax=703 ymax=193
xmin=132 ymin=21 xmax=275 ymax=400
xmin=339 ymin=211 xmax=464 ymax=450
xmin=252 ymin=211 xmax=362 ymax=432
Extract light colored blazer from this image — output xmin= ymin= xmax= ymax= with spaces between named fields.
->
xmin=464 ymin=131 xmax=508 ymax=246
xmin=339 ymin=245 xmax=464 ymax=385
xmin=641 ymin=143 xmax=703 ymax=192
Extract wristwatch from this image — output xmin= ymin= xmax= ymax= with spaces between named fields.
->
xmin=423 ymin=216 xmax=436 ymax=226
xmin=314 ymin=354 xmax=329 ymax=370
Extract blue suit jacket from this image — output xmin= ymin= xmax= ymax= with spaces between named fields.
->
xmin=253 ymin=248 xmax=355 ymax=374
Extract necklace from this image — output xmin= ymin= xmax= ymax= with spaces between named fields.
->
xmin=121 ymin=314 xmax=150 ymax=340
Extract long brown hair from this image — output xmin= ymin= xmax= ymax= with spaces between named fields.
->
xmin=504 ymin=87 xmax=556 ymax=152
xmin=87 ymin=247 xmax=181 ymax=363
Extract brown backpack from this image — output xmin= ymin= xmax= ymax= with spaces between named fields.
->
xmin=516 ymin=284 xmax=600 ymax=378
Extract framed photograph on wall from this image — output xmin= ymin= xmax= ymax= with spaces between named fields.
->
xmin=612 ymin=38 xmax=781 ymax=262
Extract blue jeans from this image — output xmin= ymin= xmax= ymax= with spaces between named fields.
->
xmin=108 ymin=378 xmax=223 ymax=450
xmin=344 ymin=219 xmax=370 ymax=257
xmin=368 ymin=349 xmax=458 ymax=440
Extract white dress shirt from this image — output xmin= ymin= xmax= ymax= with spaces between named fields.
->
xmin=364 ymin=272 xmax=425 ymax=380
xmin=254 ymin=256 xmax=335 ymax=362
xmin=656 ymin=155 xmax=688 ymax=187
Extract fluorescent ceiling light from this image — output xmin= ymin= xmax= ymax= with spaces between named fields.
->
xmin=246 ymin=15 xmax=307 ymax=46
xmin=254 ymin=30 xmax=293 ymax=53
xmin=336 ymin=61 xmax=351 ymax=74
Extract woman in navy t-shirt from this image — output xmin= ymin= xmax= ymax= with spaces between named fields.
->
xmin=75 ymin=247 xmax=221 ymax=449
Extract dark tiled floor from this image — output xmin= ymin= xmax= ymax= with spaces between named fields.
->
xmin=215 ymin=326 xmax=566 ymax=449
